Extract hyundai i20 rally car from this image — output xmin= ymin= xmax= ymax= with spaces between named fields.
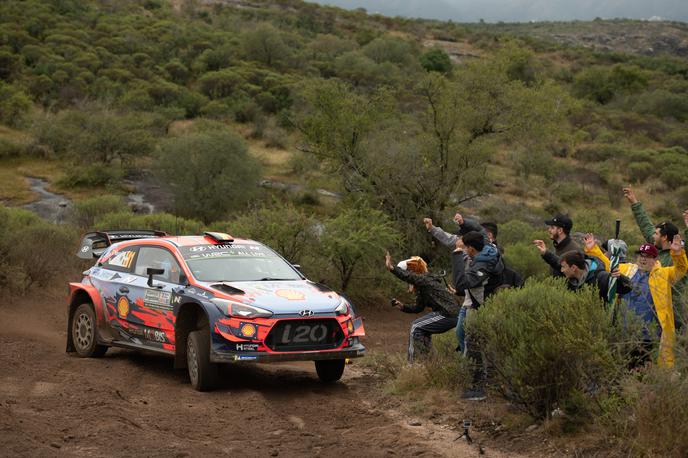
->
xmin=67 ymin=230 xmax=365 ymax=391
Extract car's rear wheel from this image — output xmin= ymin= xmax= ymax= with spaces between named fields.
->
xmin=315 ymin=359 xmax=345 ymax=383
xmin=187 ymin=329 xmax=218 ymax=391
xmin=71 ymin=303 xmax=108 ymax=358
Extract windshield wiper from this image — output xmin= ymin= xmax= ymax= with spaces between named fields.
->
xmin=258 ymin=277 xmax=291 ymax=281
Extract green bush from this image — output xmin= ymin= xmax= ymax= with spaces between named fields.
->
xmin=503 ymin=241 xmax=549 ymax=280
xmin=627 ymin=161 xmax=654 ymax=183
xmin=57 ymin=164 xmax=122 ymax=188
xmin=0 ymin=137 xmax=25 ymax=158
xmin=94 ymin=211 xmax=204 ymax=235
xmin=71 ymin=195 xmax=128 ymax=229
xmin=419 ymin=47 xmax=452 ymax=74
xmin=155 ymin=129 xmax=261 ymax=222
xmin=0 ymin=207 xmax=78 ymax=293
xmin=468 ymin=278 xmax=628 ymax=421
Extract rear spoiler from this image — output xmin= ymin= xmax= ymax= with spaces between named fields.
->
xmin=77 ymin=230 xmax=168 ymax=259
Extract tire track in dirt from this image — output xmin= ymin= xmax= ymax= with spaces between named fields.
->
xmin=0 ymin=291 xmax=519 ymax=457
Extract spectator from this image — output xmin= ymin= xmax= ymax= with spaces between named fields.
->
xmin=559 ymin=250 xmax=630 ymax=300
xmin=423 ymin=212 xmax=489 ymax=249
xmin=624 ymin=186 xmax=687 ymax=328
xmin=453 ymin=231 xmax=505 ymax=401
xmin=533 ymin=213 xmax=581 ymax=276
xmin=584 ymin=235 xmax=687 ymax=368
xmin=385 ymin=252 xmax=458 ymax=363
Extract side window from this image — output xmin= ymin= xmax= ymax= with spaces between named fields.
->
xmin=101 ymin=247 xmax=138 ymax=273
xmin=134 ymin=247 xmax=182 ymax=284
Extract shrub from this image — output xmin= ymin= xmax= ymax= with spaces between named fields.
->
xmin=603 ymin=368 xmax=688 ymax=457
xmin=71 ymin=195 xmax=128 ymax=229
xmin=0 ymin=207 xmax=78 ymax=293
xmin=58 ymin=164 xmax=122 ymax=188
xmin=468 ymin=278 xmax=628 ymax=421
xmin=503 ymin=241 xmax=549 ymax=280
xmin=155 ymin=129 xmax=261 ymax=222
xmin=94 ymin=211 xmax=204 ymax=235
xmin=219 ymin=202 xmax=315 ymax=264
xmin=627 ymin=161 xmax=654 ymax=183
xmin=0 ymin=138 xmax=25 ymax=158
xmin=419 ymin=47 xmax=452 ymax=74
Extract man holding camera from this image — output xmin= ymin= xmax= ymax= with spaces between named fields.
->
xmin=385 ymin=252 xmax=459 ymax=363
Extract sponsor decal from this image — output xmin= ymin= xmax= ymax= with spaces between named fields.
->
xmin=235 ymin=343 xmax=259 ymax=351
xmin=144 ymin=289 xmax=172 ymax=310
xmin=275 ymin=289 xmax=305 ymax=301
xmin=109 ymin=250 xmax=136 ymax=269
xmin=171 ymin=294 xmax=183 ymax=305
xmin=235 ymin=355 xmax=258 ymax=361
xmin=143 ymin=328 xmax=167 ymax=343
xmin=182 ymin=244 xmax=270 ymax=260
xmin=117 ymin=296 xmax=130 ymax=319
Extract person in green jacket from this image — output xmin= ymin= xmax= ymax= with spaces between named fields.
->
xmin=624 ymin=186 xmax=688 ymax=327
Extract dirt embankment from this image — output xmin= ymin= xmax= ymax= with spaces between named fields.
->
xmin=0 ymin=285 xmax=527 ymax=458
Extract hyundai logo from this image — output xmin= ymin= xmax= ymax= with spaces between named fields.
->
xmin=299 ymin=310 xmax=314 ymax=317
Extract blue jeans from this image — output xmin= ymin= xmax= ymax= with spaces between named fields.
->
xmin=455 ymin=306 xmax=467 ymax=352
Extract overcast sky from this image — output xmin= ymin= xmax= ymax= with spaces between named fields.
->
xmin=311 ymin=0 xmax=688 ymax=23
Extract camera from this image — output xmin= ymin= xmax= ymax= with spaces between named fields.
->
xmin=463 ymin=419 xmax=472 ymax=429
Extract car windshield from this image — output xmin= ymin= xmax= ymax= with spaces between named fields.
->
xmin=181 ymin=243 xmax=301 ymax=282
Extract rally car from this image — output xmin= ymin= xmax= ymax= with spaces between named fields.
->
xmin=67 ymin=230 xmax=365 ymax=391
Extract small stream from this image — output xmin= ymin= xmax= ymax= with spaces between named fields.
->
xmin=23 ymin=177 xmax=72 ymax=223
xmin=21 ymin=177 xmax=157 ymax=224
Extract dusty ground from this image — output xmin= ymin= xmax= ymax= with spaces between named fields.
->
xmin=0 ymin=280 xmax=610 ymax=458
xmin=0 ymin=286 xmax=535 ymax=458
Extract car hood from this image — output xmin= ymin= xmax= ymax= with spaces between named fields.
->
xmin=201 ymin=280 xmax=342 ymax=314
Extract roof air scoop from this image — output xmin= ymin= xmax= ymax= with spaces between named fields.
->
xmin=204 ymin=231 xmax=234 ymax=243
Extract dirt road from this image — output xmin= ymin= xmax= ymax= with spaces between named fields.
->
xmin=0 ymin=289 xmax=514 ymax=457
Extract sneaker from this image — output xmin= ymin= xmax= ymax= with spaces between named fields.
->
xmin=461 ymin=388 xmax=486 ymax=401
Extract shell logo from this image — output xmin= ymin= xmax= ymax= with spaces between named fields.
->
xmin=117 ymin=296 xmax=130 ymax=318
xmin=275 ymin=289 xmax=305 ymax=301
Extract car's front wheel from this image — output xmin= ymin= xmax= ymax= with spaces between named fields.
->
xmin=315 ymin=359 xmax=345 ymax=383
xmin=71 ymin=303 xmax=108 ymax=358
xmin=187 ymin=329 xmax=218 ymax=391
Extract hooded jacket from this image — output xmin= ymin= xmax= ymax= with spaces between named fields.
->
xmin=452 ymin=244 xmax=505 ymax=308
xmin=564 ymin=256 xmax=630 ymax=301
xmin=586 ymin=243 xmax=688 ymax=368
xmin=390 ymin=266 xmax=459 ymax=318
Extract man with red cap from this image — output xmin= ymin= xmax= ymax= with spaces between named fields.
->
xmin=584 ymin=234 xmax=687 ymax=368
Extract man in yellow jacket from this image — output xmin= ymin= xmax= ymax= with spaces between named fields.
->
xmin=584 ymin=234 xmax=686 ymax=368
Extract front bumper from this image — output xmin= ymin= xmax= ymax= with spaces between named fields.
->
xmin=211 ymin=343 xmax=366 ymax=363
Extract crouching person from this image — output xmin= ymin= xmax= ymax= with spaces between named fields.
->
xmin=385 ymin=252 xmax=459 ymax=363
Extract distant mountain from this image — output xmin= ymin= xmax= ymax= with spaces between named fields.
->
xmin=309 ymin=0 xmax=688 ymax=23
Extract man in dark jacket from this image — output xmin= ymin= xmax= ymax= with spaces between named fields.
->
xmin=534 ymin=214 xmax=582 ymax=276
xmin=559 ymin=251 xmax=631 ymax=300
xmin=453 ymin=231 xmax=505 ymax=401
xmin=385 ymin=252 xmax=459 ymax=363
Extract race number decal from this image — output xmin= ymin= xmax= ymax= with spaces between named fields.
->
xmin=280 ymin=323 xmax=328 ymax=344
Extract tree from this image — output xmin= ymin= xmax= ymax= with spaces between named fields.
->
xmin=319 ymin=206 xmax=400 ymax=291
xmin=419 ymin=47 xmax=452 ymax=74
xmin=222 ymin=202 xmax=314 ymax=264
xmin=240 ymin=24 xmax=291 ymax=69
xmin=294 ymin=54 xmax=571 ymax=250
xmin=155 ymin=129 xmax=261 ymax=223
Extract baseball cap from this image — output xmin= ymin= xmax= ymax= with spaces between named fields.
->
xmin=544 ymin=214 xmax=573 ymax=232
xmin=636 ymin=243 xmax=659 ymax=258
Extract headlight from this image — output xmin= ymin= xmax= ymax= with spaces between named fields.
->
xmin=211 ymin=298 xmax=273 ymax=319
xmin=334 ymin=299 xmax=350 ymax=316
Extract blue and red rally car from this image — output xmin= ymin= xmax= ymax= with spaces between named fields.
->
xmin=67 ymin=230 xmax=365 ymax=390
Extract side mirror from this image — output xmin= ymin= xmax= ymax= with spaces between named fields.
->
xmin=147 ymin=267 xmax=165 ymax=287
xmin=292 ymin=264 xmax=302 ymax=271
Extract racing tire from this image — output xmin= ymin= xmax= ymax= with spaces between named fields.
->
xmin=315 ymin=359 xmax=345 ymax=383
xmin=71 ymin=303 xmax=108 ymax=358
xmin=187 ymin=329 xmax=219 ymax=391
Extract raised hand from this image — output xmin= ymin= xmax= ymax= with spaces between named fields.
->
xmin=533 ymin=239 xmax=547 ymax=255
xmin=584 ymin=233 xmax=596 ymax=251
xmin=622 ymin=186 xmax=638 ymax=204
xmin=423 ymin=217 xmax=433 ymax=231
xmin=670 ymin=235 xmax=684 ymax=254
xmin=453 ymin=212 xmax=464 ymax=226
xmin=385 ymin=251 xmax=394 ymax=270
